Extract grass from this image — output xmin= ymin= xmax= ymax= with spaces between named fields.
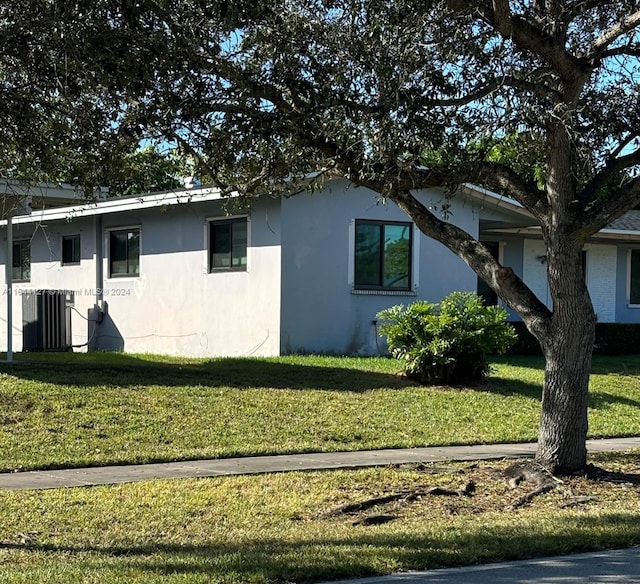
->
xmin=0 ymin=452 xmax=639 ymax=583
xmin=0 ymin=352 xmax=638 ymax=471
xmin=0 ymin=352 xmax=638 ymax=583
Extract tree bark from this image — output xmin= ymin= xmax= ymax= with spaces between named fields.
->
xmin=534 ymin=281 xmax=595 ymax=473
xmin=533 ymin=230 xmax=596 ymax=473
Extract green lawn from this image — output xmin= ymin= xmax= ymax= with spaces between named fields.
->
xmin=0 ymin=353 xmax=639 ymax=583
xmin=0 ymin=352 xmax=638 ymax=471
xmin=0 ymin=453 xmax=638 ymax=583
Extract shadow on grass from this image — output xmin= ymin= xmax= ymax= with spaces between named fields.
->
xmin=1 ymin=513 xmax=639 ymax=582
xmin=588 ymin=391 xmax=640 ymax=410
xmin=478 ymin=377 xmax=542 ymax=400
xmin=0 ymin=354 xmax=417 ymax=393
xmin=0 ymin=353 xmax=549 ymax=399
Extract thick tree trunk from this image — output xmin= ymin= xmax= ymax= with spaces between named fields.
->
xmin=533 ymin=240 xmax=596 ymax=474
xmin=536 ymin=318 xmax=594 ymax=474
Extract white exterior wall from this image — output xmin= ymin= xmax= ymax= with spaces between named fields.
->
xmin=0 ymin=218 xmax=99 ymax=352
xmin=521 ymin=238 xmax=617 ymax=322
xmin=584 ymin=243 xmax=616 ymax=323
xmin=0 ymin=198 xmax=282 ymax=357
xmin=279 ymin=182 xmax=479 ymax=355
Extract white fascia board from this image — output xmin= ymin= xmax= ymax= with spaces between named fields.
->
xmin=0 ymin=187 xmax=225 ymax=226
xmin=485 ymin=226 xmax=640 ymax=242
xmin=460 ymin=183 xmax=535 ymax=217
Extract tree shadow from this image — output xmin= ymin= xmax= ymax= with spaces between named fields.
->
xmin=0 ymin=354 xmax=417 ymax=393
xmin=588 ymin=391 xmax=640 ymax=410
xmin=477 ymin=376 xmax=542 ymax=400
xmin=0 ymin=514 xmax=638 ymax=582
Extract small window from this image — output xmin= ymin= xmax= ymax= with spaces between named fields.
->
xmin=354 ymin=220 xmax=412 ymax=290
xmin=109 ymin=228 xmax=140 ymax=277
xmin=209 ymin=218 xmax=247 ymax=271
xmin=630 ymin=250 xmax=640 ymax=305
xmin=12 ymin=240 xmax=30 ymax=282
xmin=62 ymin=234 xmax=81 ymax=265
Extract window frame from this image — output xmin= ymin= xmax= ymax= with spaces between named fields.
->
xmin=628 ymin=249 xmax=640 ymax=307
xmin=353 ymin=219 xmax=413 ymax=292
xmin=107 ymin=226 xmax=141 ymax=278
xmin=61 ymin=234 xmax=81 ymax=266
xmin=208 ymin=216 xmax=248 ymax=273
xmin=12 ymin=239 xmax=31 ymax=283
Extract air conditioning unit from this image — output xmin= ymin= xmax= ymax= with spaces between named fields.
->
xmin=22 ymin=290 xmax=73 ymax=351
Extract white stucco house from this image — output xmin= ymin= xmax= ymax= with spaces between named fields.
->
xmin=1 ymin=179 xmax=640 ymax=357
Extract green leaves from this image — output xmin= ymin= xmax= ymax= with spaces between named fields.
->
xmin=377 ymin=292 xmax=517 ymax=385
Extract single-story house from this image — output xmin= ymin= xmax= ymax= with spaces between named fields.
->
xmin=1 ymin=179 xmax=640 ymax=357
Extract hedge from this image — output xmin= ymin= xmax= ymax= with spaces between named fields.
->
xmin=508 ymin=321 xmax=640 ymax=356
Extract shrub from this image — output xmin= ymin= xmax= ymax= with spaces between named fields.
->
xmin=377 ymin=292 xmax=517 ymax=385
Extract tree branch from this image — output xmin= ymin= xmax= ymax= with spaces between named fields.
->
xmin=579 ymin=173 xmax=640 ymax=235
xmin=388 ymin=189 xmax=552 ymax=337
xmin=599 ymin=44 xmax=640 ymax=59
xmin=592 ymin=9 xmax=640 ymax=55
xmin=425 ymin=75 xmax=561 ymax=107
xmin=491 ymin=0 xmax=513 ymax=37
xmin=454 ymin=0 xmax=586 ymax=84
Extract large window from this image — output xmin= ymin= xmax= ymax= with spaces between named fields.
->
xmin=12 ymin=240 xmax=30 ymax=282
xmin=354 ymin=220 xmax=412 ymax=290
xmin=62 ymin=234 xmax=81 ymax=265
xmin=109 ymin=228 xmax=140 ymax=277
xmin=630 ymin=249 xmax=640 ymax=305
xmin=209 ymin=218 xmax=247 ymax=271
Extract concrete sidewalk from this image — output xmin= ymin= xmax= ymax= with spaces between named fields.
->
xmin=323 ymin=547 xmax=640 ymax=584
xmin=1 ymin=436 xmax=638 ymax=491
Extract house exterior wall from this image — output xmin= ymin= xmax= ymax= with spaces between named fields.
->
xmin=615 ymin=245 xmax=640 ymax=323
xmin=584 ymin=243 xmax=617 ymax=323
xmin=0 ymin=197 xmax=282 ymax=357
xmin=0 ymin=217 xmax=98 ymax=352
xmin=522 ymin=238 xmax=618 ymax=323
xmin=279 ymin=181 xmax=478 ymax=355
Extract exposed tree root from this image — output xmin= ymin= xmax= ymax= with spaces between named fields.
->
xmin=503 ymin=462 xmax=562 ymax=508
xmin=352 ymin=514 xmax=398 ymax=526
xmin=323 ymin=480 xmax=475 ymax=519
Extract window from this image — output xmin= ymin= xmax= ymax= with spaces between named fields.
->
xmin=354 ymin=220 xmax=412 ymax=290
xmin=12 ymin=240 xmax=30 ymax=282
xmin=209 ymin=218 xmax=247 ymax=271
xmin=630 ymin=250 xmax=640 ymax=305
xmin=109 ymin=228 xmax=140 ymax=277
xmin=62 ymin=234 xmax=81 ymax=265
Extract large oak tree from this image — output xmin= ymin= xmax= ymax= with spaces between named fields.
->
xmin=2 ymin=1 xmax=640 ymax=472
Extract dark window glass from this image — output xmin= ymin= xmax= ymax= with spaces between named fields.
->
xmin=631 ymin=250 xmax=640 ymax=304
xmin=354 ymin=220 xmax=411 ymax=290
xmin=109 ymin=228 xmax=140 ymax=277
xmin=12 ymin=240 xmax=30 ymax=282
xmin=477 ymin=241 xmax=500 ymax=306
xmin=62 ymin=235 xmax=81 ymax=265
xmin=210 ymin=218 xmax=247 ymax=271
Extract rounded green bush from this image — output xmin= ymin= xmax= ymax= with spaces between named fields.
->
xmin=377 ymin=292 xmax=517 ymax=385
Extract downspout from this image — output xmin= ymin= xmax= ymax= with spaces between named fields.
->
xmin=5 ymin=214 xmax=12 ymax=362
xmin=91 ymin=214 xmax=104 ymax=350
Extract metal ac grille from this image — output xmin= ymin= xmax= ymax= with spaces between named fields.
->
xmin=22 ymin=290 xmax=72 ymax=351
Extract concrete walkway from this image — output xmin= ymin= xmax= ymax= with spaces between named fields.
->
xmin=323 ymin=547 xmax=640 ymax=584
xmin=1 ymin=436 xmax=639 ymax=491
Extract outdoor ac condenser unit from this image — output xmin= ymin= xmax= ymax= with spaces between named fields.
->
xmin=22 ymin=290 xmax=73 ymax=351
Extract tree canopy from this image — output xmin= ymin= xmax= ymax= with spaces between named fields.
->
xmin=2 ymin=0 xmax=640 ymax=472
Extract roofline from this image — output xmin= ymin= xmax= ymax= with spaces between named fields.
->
xmin=484 ymin=225 xmax=640 ymax=242
xmin=0 ymin=178 xmax=108 ymax=199
xmin=0 ymin=186 xmax=225 ymax=225
xmin=459 ymin=183 xmax=537 ymax=220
